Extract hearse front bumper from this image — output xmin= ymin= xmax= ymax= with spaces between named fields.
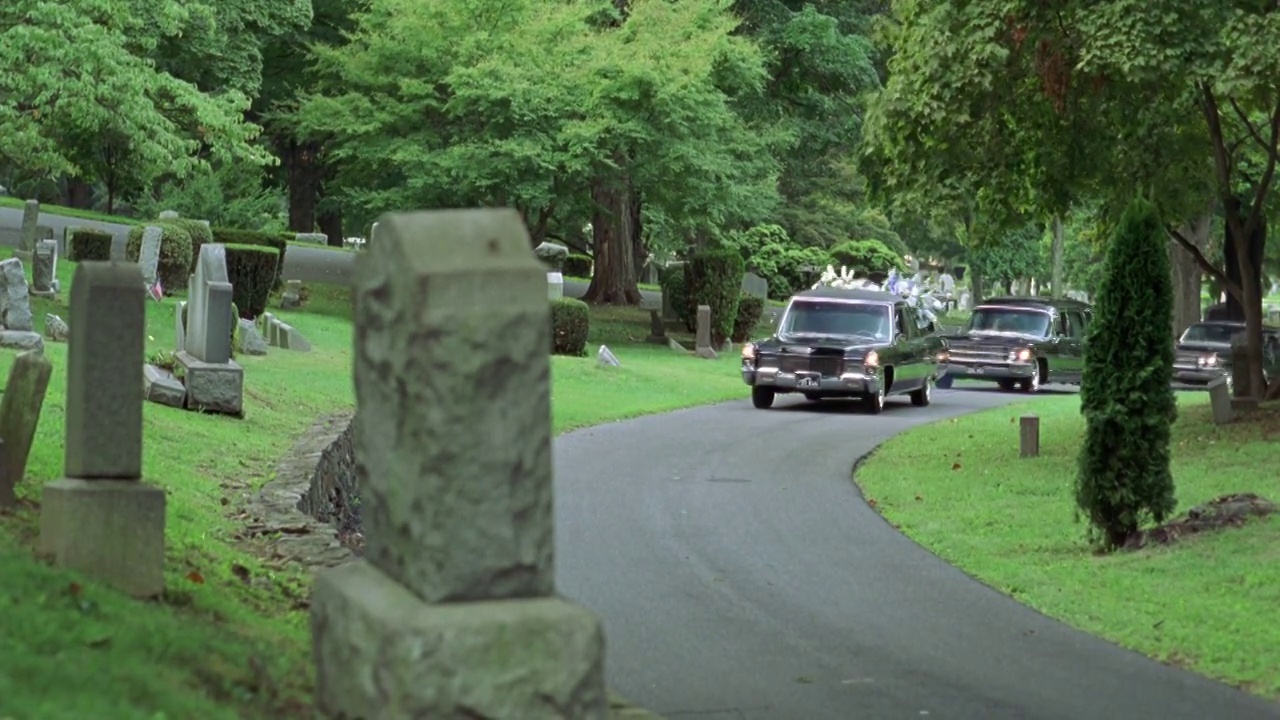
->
xmin=742 ymin=366 xmax=883 ymax=395
xmin=944 ymin=360 xmax=1037 ymax=381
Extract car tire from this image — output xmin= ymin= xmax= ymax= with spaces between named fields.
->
xmin=862 ymin=386 xmax=885 ymax=415
xmin=998 ymin=379 xmax=1017 ymax=392
xmin=911 ymin=377 xmax=933 ymax=407
xmin=751 ymin=386 xmax=776 ymax=409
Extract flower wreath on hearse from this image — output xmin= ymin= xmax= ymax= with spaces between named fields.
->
xmin=810 ymin=265 xmax=945 ymax=330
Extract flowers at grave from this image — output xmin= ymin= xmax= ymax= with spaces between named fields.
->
xmin=811 ymin=264 xmax=945 ymax=328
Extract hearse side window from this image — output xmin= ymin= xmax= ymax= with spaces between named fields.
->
xmin=1054 ymin=312 xmax=1068 ymax=336
xmin=1066 ymin=311 xmax=1087 ymax=339
xmin=895 ymin=307 xmax=910 ymax=339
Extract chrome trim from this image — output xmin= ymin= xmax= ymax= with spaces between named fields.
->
xmin=743 ymin=366 xmax=882 ymax=394
xmin=944 ymin=360 xmax=1036 ymax=380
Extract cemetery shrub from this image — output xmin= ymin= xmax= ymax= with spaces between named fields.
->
xmin=1076 ymin=196 xmax=1177 ymax=551
xmin=550 ymin=298 xmax=590 ymax=356
xmin=223 ymin=244 xmax=281 ymax=318
xmin=125 ymin=221 xmax=193 ymax=293
xmin=209 ymin=227 xmax=289 ymax=290
xmin=828 ymin=239 xmax=907 ymax=278
xmin=170 ymin=219 xmax=214 ymax=271
xmin=732 ymin=293 xmax=765 ymax=343
xmin=563 ymin=253 xmax=593 ymax=278
xmin=687 ymin=249 xmax=745 ymax=345
xmin=67 ymin=228 xmax=113 ymax=262
xmin=659 ymin=263 xmax=695 ymax=331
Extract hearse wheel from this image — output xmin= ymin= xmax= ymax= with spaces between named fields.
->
xmin=862 ymin=385 xmax=885 ymax=415
xmin=751 ymin=386 xmax=776 ymax=409
xmin=911 ymin=377 xmax=933 ymax=407
xmin=1021 ymin=366 xmax=1042 ymax=393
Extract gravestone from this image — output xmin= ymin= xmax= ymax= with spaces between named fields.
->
xmin=534 ymin=241 xmax=569 ymax=271
xmin=31 ymin=239 xmax=56 ymax=297
xmin=38 ymin=262 xmax=166 ymax=598
xmin=138 ymin=225 xmax=164 ymax=288
xmin=281 ymin=279 xmax=302 ymax=308
xmin=741 ymin=271 xmax=768 ymax=299
xmin=645 ymin=310 xmax=667 ymax=345
xmin=19 ymin=199 xmax=38 ymax=254
xmin=295 ymin=232 xmax=327 ymax=245
xmin=0 ymin=351 xmax=53 ymax=506
xmin=175 ymin=245 xmax=244 ymax=415
xmin=311 ymin=209 xmax=608 ymax=719
xmin=1207 ymin=376 xmax=1234 ymax=425
xmin=548 ymin=271 xmax=564 ymax=301
xmin=694 ymin=304 xmax=717 ymax=359
xmin=0 ymin=258 xmax=36 ymax=340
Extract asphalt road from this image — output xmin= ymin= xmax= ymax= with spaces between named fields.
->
xmin=0 ymin=206 xmax=662 ymax=302
xmin=553 ymin=385 xmax=1280 ymax=720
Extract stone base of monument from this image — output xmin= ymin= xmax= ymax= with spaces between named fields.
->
xmin=175 ymin=350 xmax=244 ymax=416
xmin=38 ymin=478 xmax=166 ymax=598
xmin=312 ymin=561 xmax=609 ymax=720
xmin=0 ymin=330 xmax=43 ymax=353
xmin=143 ymin=364 xmax=187 ymax=408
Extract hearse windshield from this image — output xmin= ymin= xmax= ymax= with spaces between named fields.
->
xmin=967 ymin=306 xmax=1052 ymax=337
xmin=1179 ymin=323 xmax=1239 ymax=345
xmin=781 ymin=300 xmax=892 ymax=341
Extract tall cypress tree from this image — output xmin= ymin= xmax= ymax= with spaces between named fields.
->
xmin=1076 ymin=196 xmax=1177 ymax=550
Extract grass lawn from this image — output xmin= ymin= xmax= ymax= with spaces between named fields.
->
xmin=855 ymin=391 xmax=1280 ymax=700
xmin=0 ymin=260 xmax=749 ymax=719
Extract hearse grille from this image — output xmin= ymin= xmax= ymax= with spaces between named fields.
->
xmin=946 ymin=341 xmax=1010 ymax=364
xmin=767 ymin=355 xmax=843 ymax=377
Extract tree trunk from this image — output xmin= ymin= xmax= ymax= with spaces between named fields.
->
xmin=1169 ymin=213 xmax=1212 ymax=340
xmin=318 ymin=207 xmax=344 ymax=248
xmin=281 ymin=137 xmax=323 ymax=233
xmin=582 ymin=167 xmax=642 ymax=305
xmin=1224 ymin=194 xmax=1267 ymax=398
xmin=1051 ymin=214 xmax=1065 ymax=297
xmin=968 ymin=270 xmax=984 ymax=309
xmin=64 ymin=177 xmax=94 ymax=210
xmin=630 ymin=195 xmax=648 ymax=279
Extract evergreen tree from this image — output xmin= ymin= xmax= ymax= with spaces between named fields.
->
xmin=1076 ymin=196 xmax=1177 ymax=550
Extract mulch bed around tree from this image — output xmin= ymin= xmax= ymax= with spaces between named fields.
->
xmin=1124 ymin=493 xmax=1277 ymax=550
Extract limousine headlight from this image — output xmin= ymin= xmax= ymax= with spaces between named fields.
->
xmin=937 ymin=350 xmax=950 ymax=363
xmin=1008 ymin=347 xmax=1032 ymax=362
xmin=863 ymin=350 xmax=880 ymax=368
xmin=741 ymin=342 xmax=756 ymax=361
xmin=1198 ymin=352 xmax=1219 ymax=369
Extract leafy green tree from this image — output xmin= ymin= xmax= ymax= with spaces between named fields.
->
xmin=1076 ymin=196 xmax=1177 ymax=551
xmin=0 ymin=0 xmax=275 ymax=212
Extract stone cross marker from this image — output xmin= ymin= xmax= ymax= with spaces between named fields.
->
xmin=311 ymin=209 xmax=608 ymax=719
xmin=38 ymin=262 xmax=166 ymax=597
xmin=138 ymin=225 xmax=164 ymax=288
xmin=0 ymin=351 xmax=53 ymax=506
xmin=32 ymin=239 xmax=56 ymax=296
xmin=695 ymin=304 xmax=717 ymax=359
xmin=19 ymin=199 xmax=39 ymax=252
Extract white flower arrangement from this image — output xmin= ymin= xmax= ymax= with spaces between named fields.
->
xmin=811 ymin=265 xmax=945 ymax=328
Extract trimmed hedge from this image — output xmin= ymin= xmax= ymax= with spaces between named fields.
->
xmin=827 ymin=239 xmax=906 ymax=279
xmin=731 ymin=294 xmax=765 ymax=343
xmin=659 ymin=264 xmax=695 ymax=332
xmin=687 ymin=249 xmax=745 ymax=346
xmin=67 ymin=228 xmax=113 ymax=262
xmin=224 ymin=244 xmax=281 ymax=318
xmin=126 ymin=222 xmax=193 ymax=293
xmin=551 ymin=298 xmax=590 ymax=356
xmin=209 ymin=227 xmax=289 ymax=290
xmin=564 ymin=254 xmax=593 ymax=278
xmin=168 ymin=219 xmax=214 ymax=271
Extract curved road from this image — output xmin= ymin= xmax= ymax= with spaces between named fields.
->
xmin=553 ymin=386 xmax=1280 ymax=720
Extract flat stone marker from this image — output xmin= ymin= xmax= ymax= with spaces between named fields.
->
xmin=695 ymin=304 xmax=717 ymax=359
xmin=311 ymin=208 xmax=607 ymax=719
xmin=39 ymin=262 xmax=166 ymax=598
xmin=0 ymin=351 xmax=53 ymax=506
xmin=138 ymin=225 xmax=163 ymax=288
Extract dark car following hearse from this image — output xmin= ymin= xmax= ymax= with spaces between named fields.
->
xmin=1172 ymin=320 xmax=1280 ymax=390
xmin=740 ymin=286 xmax=949 ymax=414
xmin=938 ymin=296 xmax=1092 ymax=392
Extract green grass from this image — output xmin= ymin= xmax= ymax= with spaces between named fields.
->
xmin=0 ymin=196 xmax=140 ymax=226
xmin=1 ymin=264 xmax=748 ymax=719
xmin=855 ymin=392 xmax=1280 ymax=700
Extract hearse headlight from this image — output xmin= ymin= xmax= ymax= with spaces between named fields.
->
xmin=1008 ymin=347 xmax=1032 ymax=362
xmin=937 ymin=350 xmax=950 ymax=362
xmin=1198 ymin=352 xmax=1219 ymax=369
xmin=863 ymin=350 xmax=880 ymax=368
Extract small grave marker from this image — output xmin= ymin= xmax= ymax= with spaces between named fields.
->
xmin=695 ymin=304 xmax=717 ymax=359
xmin=1019 ymin=414 xmax=1040 ymax=458
xmin=0 ymin=351 xmax=53 ymax=506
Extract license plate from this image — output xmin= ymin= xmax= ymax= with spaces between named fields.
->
xmin=797 ymin=376 xmax=820 ymax=390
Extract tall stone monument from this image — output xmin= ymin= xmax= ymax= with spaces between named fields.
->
xmin=175 ymin=244 xmax=244 ymax=415
xmin=310 ymin=209 xmax=608 ymax=719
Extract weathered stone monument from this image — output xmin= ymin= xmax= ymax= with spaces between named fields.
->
xmin=138 ymin=225 xmax=163 ymax=288
xmin=175 ymin=245 xmax=244 ymax=415
xmin=31 ymin=239 xmax=57 ymax=297
xmin=0 ymin=351 xmax=53 ymax=506
xmin=0 ymin=258 xmax=41 ymax=353
xmin=38 ymin=262 xmax=166 ymax=598
xmin=695 ymin=304 xmax=717 ymax=359
xmin=310 ymin=209 xmax=608 ymax=719
xmin=548 ymin=270 xmax=565 ymax=300
xmin=645 ymin=310 xmax=668 ymax=345
xmin=281 ymin=279 xmax=303 ymax=308
xmin=16 ymin=199 xmax=39 ymax=262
